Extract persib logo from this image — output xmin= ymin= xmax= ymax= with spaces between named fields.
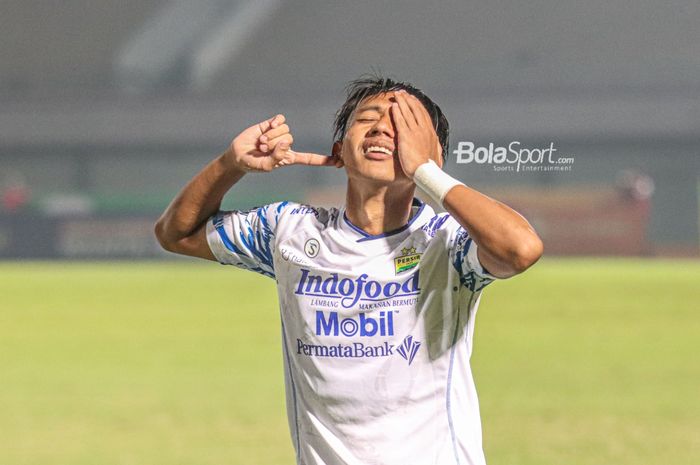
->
xmin=295 ymin=269 xmax=420 ymax=308
xmin=394 ymin=247 xmax=421 ymax=274
xmin=316 ymin=310 xmax=394 ymax=337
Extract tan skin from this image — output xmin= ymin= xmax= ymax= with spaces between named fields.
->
xmin=155 ymin=90 xmax=543 ymax=278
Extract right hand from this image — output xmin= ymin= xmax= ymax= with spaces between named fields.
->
xmin=227 ymin=114 xmax=339 ymax=172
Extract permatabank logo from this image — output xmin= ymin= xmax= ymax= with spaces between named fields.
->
xmin=396 ymin=335 xmax=421 ymax=365
xmin=453 ymin=141 xmax=574 ymax=172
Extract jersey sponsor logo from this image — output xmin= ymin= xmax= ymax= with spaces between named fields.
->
xmin=289 ymin=205 xmax=319 ymax=216
xmin=280 ymin=247 xmax=311 ymax=266
xmin=295 ymin=269 xmax=420 ymax=308
xmin=394 ymin=247 xmax=421 ymax=274
xmin=296 ymin=339 xmax=394 ymax=358
xmin=396 ymin=335 xmax=421 ymax=365
xmin=421 ymin=214 xmax=450 ymax=237
xmin=316 ymin=310 xmax=394 ymax=337
xmin=304 ymin=239 xmax=320 ymax=258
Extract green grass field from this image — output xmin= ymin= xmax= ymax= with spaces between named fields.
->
xmin=1 ymin=259 xmax=698 ymax=465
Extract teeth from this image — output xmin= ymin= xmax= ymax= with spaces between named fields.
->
xmin=366 ymin=146 xmax=393 ymax=156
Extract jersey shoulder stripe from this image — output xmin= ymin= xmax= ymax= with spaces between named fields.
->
xmin=207 ymin=201 xmax=297 ymax=277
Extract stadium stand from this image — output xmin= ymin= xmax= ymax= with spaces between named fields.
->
xmin=1 ymin=0 xmax=699 ymax=257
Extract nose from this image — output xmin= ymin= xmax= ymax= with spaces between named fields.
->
xmin=368 ymin=109 xmax=395 ymax=138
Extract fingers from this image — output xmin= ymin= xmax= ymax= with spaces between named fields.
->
xmin=408 ymin=95 xmax=433 ymax=127
xmin=270 ymin=141 xmax=293 ymax=169
xmin=395 ymin=90 xmax=433 ymax=129
xmin=288 ymin=150 xmax=337 ymax=167
xmin=258 ymin=121 xmax=291 ymax=152
xmin=257 ymin=114 xmax=285 ymax=135
xmin=391 ymin=100 xmax=410 ymax=134
xmin=404 ymin=93 xmax=433 ymax=127
xmin=393 ymin=91 xmax=417 ymax=128
xmin=261 ymin=123 xmax=290 ymax=142
xmin=251 ymin=113 xmax=339 ymax=169
xmin=260 ymin=132 xmax=293 ymax=153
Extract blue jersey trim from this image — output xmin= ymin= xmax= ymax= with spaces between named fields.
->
xmin=453 ymin=234 xmax=493 ymax=292
xmin=214 ymin=218 xmax=245 ymax=255
xmin=238 ymin=206 xmax=275 ymax=276
xmin=446 ymin=291 xmax=477 ymax=465
xmin=343 ymin=198 xmax=426 ymax=242
xmin=213 ymin=202 xmax=290 ymax=279
xmin=342 ymin=213 xmax=372 ymax=237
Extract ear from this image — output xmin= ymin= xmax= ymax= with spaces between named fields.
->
xmin=332 ymin=141 xmax=345 ymax=168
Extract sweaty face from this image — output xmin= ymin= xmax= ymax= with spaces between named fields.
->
xmin=338 ymin=92 xmax=410 ymax=185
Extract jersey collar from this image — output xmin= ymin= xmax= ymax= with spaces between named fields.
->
xmin=339 ymin=198 xmax=430 ymax=243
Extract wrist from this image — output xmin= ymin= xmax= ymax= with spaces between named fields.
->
xmin=221 ymin=146 xmax=250 ymax=173
xmin=218 ymin=150 xmax=249 ymax=176
xmin=413 ymin=160 xmax=463 ymax=206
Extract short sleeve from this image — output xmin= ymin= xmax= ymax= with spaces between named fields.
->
xmin=450 ymin=227 xmax=498 ymax=292
xmin=205 ymin=201 xmax=289 ymax=278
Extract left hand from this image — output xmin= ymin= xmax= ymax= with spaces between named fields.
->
xmin=391 ymin=90 xmax=442 ymax=178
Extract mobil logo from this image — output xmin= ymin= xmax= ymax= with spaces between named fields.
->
xmin=316 ymin=310 xmax=394 ymax=337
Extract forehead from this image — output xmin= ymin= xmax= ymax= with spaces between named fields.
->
xmin=354 ymin=92 xmax=397 ymax=113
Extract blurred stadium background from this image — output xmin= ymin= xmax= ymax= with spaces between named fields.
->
xmin=1 ymin=0 xmax=699 ymax=258
xmin=1 ymin=1 xmax=699 ymax=465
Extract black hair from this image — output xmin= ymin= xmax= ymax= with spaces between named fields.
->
xmin=333 ymin=74 xmax=450 ymax=161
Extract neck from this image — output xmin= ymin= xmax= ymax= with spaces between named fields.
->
xmin=345 ymin=179 xmax=416 ymax=236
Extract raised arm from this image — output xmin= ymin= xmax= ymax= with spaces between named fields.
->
xmin=154 ymin=114 xmax=335 ymax=260
xmin=441 ymin=185 xmax=543 ymax=278
xmin=391 ymin=90 xmax=543 ymax=278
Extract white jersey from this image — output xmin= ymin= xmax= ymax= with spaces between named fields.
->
xmin=206 ymin=199 xmax=497 ymax=465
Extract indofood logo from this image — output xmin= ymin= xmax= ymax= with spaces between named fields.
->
xmin=295 ymin=269 xmax=420 ymax=308
xmin=316 ymin=310 xmax=394 ymax=337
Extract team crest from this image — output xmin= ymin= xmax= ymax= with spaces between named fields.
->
xmin=394 ymin=247 xmax=421 ymax=275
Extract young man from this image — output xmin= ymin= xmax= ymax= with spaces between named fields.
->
xmin=155 ymin=76 xmax=543 ymax=465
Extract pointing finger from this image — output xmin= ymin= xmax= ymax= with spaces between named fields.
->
xmin=288 ymin=150 xmax=336 ymax=167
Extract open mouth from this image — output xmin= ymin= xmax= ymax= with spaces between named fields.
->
xmin=363 ymin=144 xmax=395 ymax=160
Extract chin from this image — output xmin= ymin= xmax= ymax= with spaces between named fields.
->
xmin=363 ymin=169 xmax=411 ymax=186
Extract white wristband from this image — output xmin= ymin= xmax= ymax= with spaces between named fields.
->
xmin=413 ymin=160 xmax=463 ymax=205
